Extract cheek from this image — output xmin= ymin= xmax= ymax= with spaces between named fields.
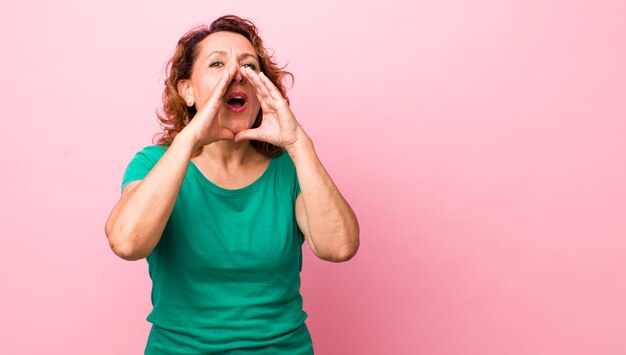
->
xmin=193 ymin=74 xmax=222 ymax=101
xmin=248 ymin=94 xmax=261 ymax=110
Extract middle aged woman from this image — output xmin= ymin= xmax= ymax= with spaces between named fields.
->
xmin=105 ymin=15 xmax=359 ymax=354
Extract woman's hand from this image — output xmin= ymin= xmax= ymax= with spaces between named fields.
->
xmin=181 ymin=68 xmax=236 ymax=150
xmin=234 ymin=66 xmax=304 ymax=148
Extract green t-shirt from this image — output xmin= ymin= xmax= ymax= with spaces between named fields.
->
xmin=122 ymin=145 xmax=313 ymax=354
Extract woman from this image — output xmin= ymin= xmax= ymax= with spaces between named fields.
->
xmin=105 ymin=15 xmax=359 ymax=354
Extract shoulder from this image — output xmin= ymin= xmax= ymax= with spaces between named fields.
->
xmin=121 ymin=145 xmax=167 ymax=191
xmin=130 ymin=145 xmax=168 ymax=163
xmin=269 ymin=149 xmax=301 ymax=195
xmin=271 ymin=149 xmax=296 ymax=171
xmin=123 ymin=145 xmax=168 ymax=176
xmin=270 ymin=150 xmax=298 ymax=180
xmin=137 ymin=144 xmax=168 ymax=156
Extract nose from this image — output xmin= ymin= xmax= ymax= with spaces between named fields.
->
xmin=231 ymin=65 xmax=245 ymax=85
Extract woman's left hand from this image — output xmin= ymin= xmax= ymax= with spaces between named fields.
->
xmin=234 ymin=66 xmax=303 ymax=148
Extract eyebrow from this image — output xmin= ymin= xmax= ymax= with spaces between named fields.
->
xmin=207 ymin=51 xmax=258 ymax=61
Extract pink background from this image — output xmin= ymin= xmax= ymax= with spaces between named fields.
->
xmin=1 ymin=0 xmax=625 ymax=354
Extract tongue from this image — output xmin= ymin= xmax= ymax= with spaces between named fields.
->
xmin=227 ymin=98 xmax=244 ymax=108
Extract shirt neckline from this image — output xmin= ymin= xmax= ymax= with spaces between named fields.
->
xmin=187 ymin=153 xmax=277 ymax=196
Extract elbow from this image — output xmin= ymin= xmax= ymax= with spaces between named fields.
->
xmin=324 ymin=228 xmax=360 ymax=263
xmin=334 ymin=245 xmax=359 ymax=262
xmin=339 ymin=236 xmax=360 ymax=262
xmin=337 ymin=221 xmax=360 ymax=262
xmin=109 ymin=238 xmax=146 ymax=261
xmin=105 ymin=220 xmax=148 ymax=261
xmin=323 ymin=244 xmax=358 ymax=263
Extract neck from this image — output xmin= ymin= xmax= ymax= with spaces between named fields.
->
xmin=199 ymin=139 xmax=259 ymax=167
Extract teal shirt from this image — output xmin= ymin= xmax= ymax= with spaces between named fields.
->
xmin=122 ymin=146 xmax=313 ymax=354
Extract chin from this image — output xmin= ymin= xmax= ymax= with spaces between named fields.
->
xmin=219 ymin=115 xmax=255 ymax=133
xmin=220 ymin=120 xmax=252 ymax=135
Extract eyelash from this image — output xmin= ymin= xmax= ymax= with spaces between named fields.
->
xmin=242 ymin=63 xmax=257 ymax=70
xmin=209 ymin=61 xmax=257 ymax=70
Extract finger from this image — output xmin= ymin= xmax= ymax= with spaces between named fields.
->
xmin=208 ymin=69 xmax=233 ymax=104
xmin=242 ymin=68 xmax=276 ymax=112
xmin=242 ymin=66 xmax=272 ymax=102
xmin=234 ymin=128 xmax=263 ymax=143
xmin=241 ymin=67 xmax=270 ymax=98
xmin=258 ymin=72 xmax=286 ymax=103
xmin=195 ymin=70 xmax=232 ymax=120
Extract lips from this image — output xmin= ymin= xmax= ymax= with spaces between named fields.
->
xmin=225 ymin=91 xmax=248 ymax=113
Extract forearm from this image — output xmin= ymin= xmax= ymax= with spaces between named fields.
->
xmin=105 ymin=132 xmax=196 ymax=260
xmin=286 ymin=130 xmax=360 ymax=261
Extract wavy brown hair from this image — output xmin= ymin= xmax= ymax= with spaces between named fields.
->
xmin=155 ymin=15 xmax=293 ymax=157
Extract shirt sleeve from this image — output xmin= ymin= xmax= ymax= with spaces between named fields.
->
xmin=279 ymin=151 xmax=304 ymax=244
xmin=121 ymin=146 xmax=166 ymax=191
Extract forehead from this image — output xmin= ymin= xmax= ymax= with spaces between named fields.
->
xmin=197 ymin=31 xmax=257 ymax=57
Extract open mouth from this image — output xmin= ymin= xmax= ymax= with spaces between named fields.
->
xmin=225 ymin=91 xmax=248 ymax=113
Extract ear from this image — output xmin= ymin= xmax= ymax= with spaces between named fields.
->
xmin=177 ymin=80 xmax=194 ymax=106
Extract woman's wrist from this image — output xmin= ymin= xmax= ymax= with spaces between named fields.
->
xmin=172 ymin=129 xmax=202 ymax=156
xmin=285 ymin=127 xmax=313 ymax=159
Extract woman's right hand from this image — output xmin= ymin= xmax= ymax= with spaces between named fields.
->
xmin=180 ymin=68 xmax=236 ymax=150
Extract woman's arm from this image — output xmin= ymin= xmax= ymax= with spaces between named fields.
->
xmin=105 ymin=135 xmax=196 ymax=260
xmin=288 ymin=131 xmax=360 ymax=262
xmin=105 ymin=69 xmax=235 ymax=261
xmin=236 ymin=67 xmax=360 ymax=262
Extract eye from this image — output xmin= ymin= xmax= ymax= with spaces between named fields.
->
xmin=209 ymin=61 xmax=223 ymax=68
xmin=242 ymin=62 xmax=257 ymax=70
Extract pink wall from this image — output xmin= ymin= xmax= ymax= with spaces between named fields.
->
xmin=1 ymin=0 xmax=625 ymax=354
